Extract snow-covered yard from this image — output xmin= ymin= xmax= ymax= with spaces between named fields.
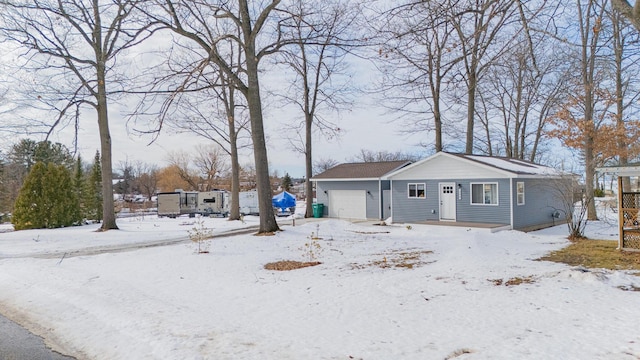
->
xmin=0 ymin=206 xmax=639 ymax=359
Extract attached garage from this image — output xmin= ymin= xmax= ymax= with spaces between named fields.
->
xmin=328 ymin=190 xmax=367 ymax=220
xmin=311 ymin=161 xmax=411 ymax=220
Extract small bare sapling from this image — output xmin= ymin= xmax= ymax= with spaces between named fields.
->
xmin=301 ymin=231 xmax=324 ymax=262
xmin=188 ymin=216 xmax=213 ymax=254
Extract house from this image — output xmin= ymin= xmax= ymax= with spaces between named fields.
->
xmin=311 ymin=161 xmax=412 ymax=220
xmin=385 ymin=152 xmax=571 ymax=231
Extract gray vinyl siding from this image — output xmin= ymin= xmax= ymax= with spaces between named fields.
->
xmin=391 ymin=180 xmax=443 ymax=223
xmin=457 ymin=178 xmax=511 ymax=224
xmin=315 ymin=180 xmax=384 ymax=219
xmin=392 ymin=178 xmax=511 ymax=225
xmin=511 ymin=178 xmax=568 ymax=230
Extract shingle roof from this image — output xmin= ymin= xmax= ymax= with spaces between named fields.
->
xmin=312 ymin=161 xmax=411 ymax=180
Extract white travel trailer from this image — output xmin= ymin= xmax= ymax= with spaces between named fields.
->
xmin=157 ymin=190 xmax=229 ymax=218
xmin=239 ymin=190 xmax=260 ymax=215
xmin=197 ymin=190 xmax=230 ymax=217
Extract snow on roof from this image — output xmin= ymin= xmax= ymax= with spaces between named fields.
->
xmin=457 ymin=154 xmax=565 ymax=176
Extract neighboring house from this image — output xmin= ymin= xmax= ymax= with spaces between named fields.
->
xmin=385 ymin=152 xmax=571 ymax=231
xmin=311 ymin=161 xmax=412 ymax=220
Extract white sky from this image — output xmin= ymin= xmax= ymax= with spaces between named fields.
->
xmin=41 ymin=80 xmax=424 ymax=179
xmin=0 ymin=40 xmax=423 ymax=178
xmin=0 ymin=16 xmax=577 ymax=181
xmin=40 ymin=93 xmax=421 ymax=177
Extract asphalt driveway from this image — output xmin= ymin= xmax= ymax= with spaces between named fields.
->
xmin=0 ymin=313 xmax=75 ymax=360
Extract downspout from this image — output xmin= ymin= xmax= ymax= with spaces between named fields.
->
xmin=379 ymin=179 xmax=384 ymax=220
xmin=389 ymin=179 xmax=393 ymax=222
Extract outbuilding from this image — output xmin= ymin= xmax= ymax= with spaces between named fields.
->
xmin=596 ymin=164 xmax=640 ymax=251
xmin=311 ymin=161 xmax=411 ymax=220
xmin=385 ymin=152 xmax=572 ymax=231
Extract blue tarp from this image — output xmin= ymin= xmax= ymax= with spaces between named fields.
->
xmin=272 ymin=191 xmax=296 ymax=210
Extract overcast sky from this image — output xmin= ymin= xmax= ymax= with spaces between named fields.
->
xmin=0 ymin=47 xmax=422 ymax=178
xmin=42 ymin=90 xmax=424 ymax=179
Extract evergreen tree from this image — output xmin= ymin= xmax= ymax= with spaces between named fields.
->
xmin=9 ymin=139 xmax=74 ymax=171
xmin=74 ymin=156 xmax=87 ymax=219
xmin=85 ymin=151 xmax=103 ymax=222
xmin=12 ymin=162 xmax=81 ymax=230
xmin=281 ymin=173 xmax=293 ymax=192
xmin=13 ymin=162 xmax=47 ymax=229
xmin=4 ymin=139 xmax=76 ymax=215
xmin=46 ymin=163 xmax=81 ymax=227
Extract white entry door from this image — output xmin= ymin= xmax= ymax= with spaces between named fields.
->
xmin=439 ymin=183 xmax=456 ymax=221
xmin=328 ymin=190 xmax=367 ymax=220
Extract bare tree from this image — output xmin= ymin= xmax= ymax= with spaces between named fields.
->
xmin=607 ymin=5 xmax=640 ymax=191
xmin=375 ymin=1 xmax=459 ymax=152
xmin=115 ymin=159 xmax=135 ymax=200
xmin=133 ymin=162 xmax=159 ymax=200
xmin=578 ymin=0 xmax=607 ymax=220
xmin=312 ymin=158 xmax=339 ymax=175
xmin=142 ymin=0 xmax=295 ymax=233
xmin=475 ymin=6 xmax=570 ymax=162
xmin=611 ymin=0 xmax=640 ymax=30
xmin=348 ymin=149 xmax=418 ymax=163
xmin=448 ymin=0 xmax=519 ymax=154
xmin=166 ymin=150 xmax=199 ymax=190
xmin=0 ymin=0 xmax=156 ymax=230
xmin=276 ymin=0 xmax=358 ymax=218
xmin=193 ymin=144 xmax=230 ymax=191
xmin=137 ymin=36 xmax=251 ymax=221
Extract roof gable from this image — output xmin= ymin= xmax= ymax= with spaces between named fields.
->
xmin=386 ymin=152 xmax=563 ymax=180
xmin=312 ymin=161 xmax=411 ymax=181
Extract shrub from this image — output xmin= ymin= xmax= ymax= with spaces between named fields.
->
xmin=12 ymin=162 xmax=81 ymax=230
xmin=594 ymin=188 xmax=605 ymax=198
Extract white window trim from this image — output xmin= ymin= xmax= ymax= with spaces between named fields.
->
xmin=408 ymin=183 xmax=426 ymax=199
xmin=516 ymin=181 xmax=525 ymax=206
xmin=470 ymin=182 xmax=499 ymax=206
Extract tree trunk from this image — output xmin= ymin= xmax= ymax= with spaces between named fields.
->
xmin=585 ymin=134 xmax=598 ymax=220
xmin=228 ymin=112 xmax=241 ymax=221
xmin=612 ymin=9 xmax=631 ymax=191
xmin=465 ymin=71 xmax=477 ymax=154
xmin=245 ymin=73 xmax=278 ymax=232
xmin=239 ymin=0 xmax=278 ymax=233
xmin=96 ymin=63 xmax=118 ymax=230
xmin=433 ymin=90 xmax=443 ymax=152
xmin=305 ymin=112 xmax=314 ymax=218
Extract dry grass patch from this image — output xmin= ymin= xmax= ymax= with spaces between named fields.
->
xmin=352 ymin=249 xmax=433 ymax=270
xmin=445 ymin=348 xmax=474 ymax=359
xmin=264 ymin=260 xmax=321 ymax=271
xmin=346 ymin=230 xmax=391 ymax=235
xmin=538 ymin=239 xmax=640 ymax=273
xmin=489 ymin=276 xmax=536 ymax=287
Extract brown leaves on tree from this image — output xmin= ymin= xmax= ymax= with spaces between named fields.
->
xmin=546 ymin=88 xmax=640 ymax=164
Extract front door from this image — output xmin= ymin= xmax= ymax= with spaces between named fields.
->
xmin=439 ymin=182 xmax=456 ymax=221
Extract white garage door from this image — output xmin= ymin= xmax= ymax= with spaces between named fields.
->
xmin=328 ymin=190 xmax=367 ymax=220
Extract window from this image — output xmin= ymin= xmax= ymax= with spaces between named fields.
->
xmin=516 ymin=182 xmax=525 ymax=205
xmin=408 ymin=183 xmax=426 ymax=198
xmin=471 ymin=183 xmax=498 ymax=205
